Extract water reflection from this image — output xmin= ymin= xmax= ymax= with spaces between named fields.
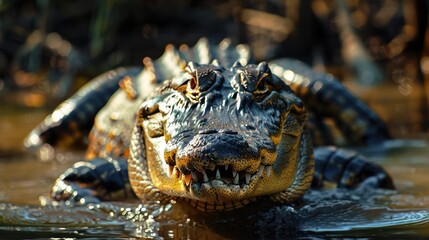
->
xmin=1 ymin=193 xmax=429 ymax=239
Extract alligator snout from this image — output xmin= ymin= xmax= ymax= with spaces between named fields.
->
xmin=164 ymin=129 xmax=276 ymax=187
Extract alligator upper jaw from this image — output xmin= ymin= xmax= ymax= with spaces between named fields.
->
xmin=144 ymin=128 xmax=277 ymax=201
xmin=162 ymin=155 xmax=275 ymax=201
xmin=169 ymin=159 xmax=273 ymax=187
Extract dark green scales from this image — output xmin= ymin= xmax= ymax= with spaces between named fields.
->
xmin=25 ymin=39 xmax=393 ymax=212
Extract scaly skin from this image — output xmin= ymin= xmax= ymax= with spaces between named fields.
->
xmin=127 ymin=61 xmax=314 ymax=211
xmin=26 ymin=39 xmax=393 ymax=212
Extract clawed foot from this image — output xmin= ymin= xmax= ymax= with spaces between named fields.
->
xmin=49 ymin=157 xmax=135 ymax=205
xmin=51 ymin=179 xmax=101 ymax=205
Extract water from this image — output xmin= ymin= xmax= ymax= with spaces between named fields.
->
xmin=1 ymin=100 xmax=429 ymax=238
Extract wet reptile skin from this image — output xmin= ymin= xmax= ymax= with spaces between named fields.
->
xmin=128 ymin=61 xmax=314 ymax=211
xmin=25 ymin=39 xmax=393 ymax=211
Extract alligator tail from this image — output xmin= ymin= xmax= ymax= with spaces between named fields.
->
xmin=269 ymin=59 xmax=391 ymax=146
xmin=312 ymin=146 xmax=394 ymax=189
xmin=24 ymin=67 xmax=142 ymax=150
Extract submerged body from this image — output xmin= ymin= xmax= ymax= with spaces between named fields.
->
xmin=26 ymin=39 xmax=393 ymax=211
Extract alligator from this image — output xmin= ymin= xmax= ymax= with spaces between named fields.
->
xmin=25 ymin=39 xmax=394 ymax=212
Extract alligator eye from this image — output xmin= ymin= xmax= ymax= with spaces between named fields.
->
xmin=253 ymin=73 xmax=272 ymax=99
xmin=184 ymin=75 xmax=200 ymax=102
xmin=186 ymin=76 xmax=198 ymax=92
xmin=188 ymin=77 xmax=197 ymax=90
xmin=254 ymin=77 xmax=268 ymax=94
xmin=171 ymin=71 xmax=200 ymax=102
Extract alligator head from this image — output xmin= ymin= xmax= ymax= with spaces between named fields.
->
xmin=129 ymin=61 xmax=314 ymax=211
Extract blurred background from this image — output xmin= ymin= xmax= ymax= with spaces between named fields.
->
xmin=0 ymin=0 xmax=429 ymax=153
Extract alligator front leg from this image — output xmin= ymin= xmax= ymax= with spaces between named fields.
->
xmin=51 ymin=157 xmax=137 ymax=205
xmin=311 ymin=146 xmax=394 ymax=190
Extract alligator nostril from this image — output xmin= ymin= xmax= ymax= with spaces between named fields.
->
xmin=245 ymin=125 xmax=256 ymax=130
xmin=198 ymin=129 xmax=218 ymax=134
xmin=219 ymin=129 xmax=238 ymax=134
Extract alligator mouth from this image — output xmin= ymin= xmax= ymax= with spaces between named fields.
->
xmin=142 ymin=120 xmax=278 ymax=201
xmin=161 ymin=129 xmax=276 ymax=192
xmin=167 ymin=163 xmax=273 ymax=189
xmin=159 ymin=134 xmax=278 ymax=200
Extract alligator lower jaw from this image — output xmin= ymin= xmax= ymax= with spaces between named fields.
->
xmin=187 ymin=198 xmax=256 ymax=212
xmin=188 ymin=177 xmax=257 ymax=199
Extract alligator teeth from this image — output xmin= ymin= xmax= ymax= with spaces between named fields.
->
xmin=202 ymin=170 xmax=209 ymax=182
xmin=258 ymin=165 xmax=264 ymax=177
xmin=245 ymin=174 xmax=251 ymax=184
xmin=191 ymin=171 xmax=198 ymax=181
xmin=183 ymin=174 xmax=192 ymax=186
xmin=266 ymin=165 xmax=271 ymax=177
xmin=215 ymin=169 xmax=221 ymax=180
xmin=233 ymin=172 xmax=239 ymax=185
xmin=232 ymin=170 xmax=238 ymax=178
